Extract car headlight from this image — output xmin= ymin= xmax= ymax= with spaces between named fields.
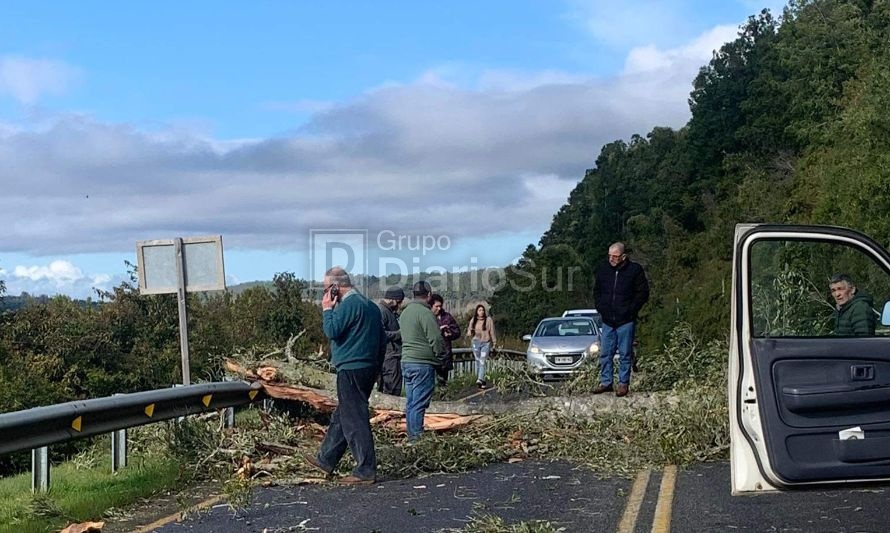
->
xmin=528 ymin=343 xmax=542 ymax=354
xmin=587 ymin=342 xmax=599 ymax=355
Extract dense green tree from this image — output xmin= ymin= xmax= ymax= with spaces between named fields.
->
xmin=494 ymin=0 xmax=890 ymax=354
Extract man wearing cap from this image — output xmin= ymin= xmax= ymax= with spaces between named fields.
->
xmin=398 ymin=280 xmax=445 ymax=442
xmin=377 ymin=286 xmax=405 ymax=395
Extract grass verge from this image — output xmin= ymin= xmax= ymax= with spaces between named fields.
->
xmin=0 ymin=445 xmax=182 ymax=533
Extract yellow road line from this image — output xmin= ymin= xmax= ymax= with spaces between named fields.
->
xmin=651 ymin=465 xmax=678 ymax=533
xmin=132 ymin=494 xmax=225 ymax=532
xmin=617 ymin=468 xmax=651 ymax=533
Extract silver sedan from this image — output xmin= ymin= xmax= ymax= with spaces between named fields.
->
xmin=522 ymin=317 xmax=600 ymax=378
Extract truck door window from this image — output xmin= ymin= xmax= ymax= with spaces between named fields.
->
xmin=749 ymin=239 xmax=890 ymax=338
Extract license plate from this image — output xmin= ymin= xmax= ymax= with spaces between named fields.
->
xmin=555 ymin=356 xmax=573 ymax=364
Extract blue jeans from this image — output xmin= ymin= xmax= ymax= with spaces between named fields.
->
xmin=316 ymin=366 xmax=378 ymax=480
xmin=599 ymin=322 xmax=635 ymax=386
xmin=401 ymin=362 xmax=436 ymax=440
xmin=471 ymin=339 xmax=491 ymax=381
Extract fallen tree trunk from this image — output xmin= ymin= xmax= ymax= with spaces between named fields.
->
xmin=226 ymin=358 xmax=678 ymax=419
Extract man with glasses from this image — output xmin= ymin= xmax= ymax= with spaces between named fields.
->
xmin=593 ymin=242 xmax=649 ymax=397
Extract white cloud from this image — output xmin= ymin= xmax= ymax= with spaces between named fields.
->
xmin=567 ymin=0 xmax=782 ymax=48
xmin=568 ymin=0 xmax=692 ymax=48
xmin=0 ymin=56 xmax=79 ymax=105
xmin=0 ymin=259 xmax=117 ymax=298
xmin=623 ymin=25 xmax=740 ymax=75
xmin=0 ymin=24 xmax=741 ymax=263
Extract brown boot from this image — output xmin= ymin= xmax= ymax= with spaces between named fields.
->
xmin=593 ymin=383 xmax=613 ymax=394
xmin=616 ymin=383 xmax=629 ymax=397
xmin=303 ymin=453 xmax=333 ymax=478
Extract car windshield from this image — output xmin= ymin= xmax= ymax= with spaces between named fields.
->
xmin=565 ymin=312 xmax=603 ymax=328
xmin=534 ymin=319 xmax=596 ymax=337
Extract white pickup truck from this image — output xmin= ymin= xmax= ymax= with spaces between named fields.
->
xmin=729 ymin=224 xmax=890 ymax=494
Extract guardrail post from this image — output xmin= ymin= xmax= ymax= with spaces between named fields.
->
xmin=111 ymin=428 xmax=127 ymax=473
xmin=31 ymin=446 xmax=50 ymax=493
xmin=223 ymin=407 xmax=235 ymax=429
xmin=221 ymin=376 xmax=235 ymax=428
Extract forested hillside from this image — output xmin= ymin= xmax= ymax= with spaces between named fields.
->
xmin=492 ymin=0 xmax=890 ymax=348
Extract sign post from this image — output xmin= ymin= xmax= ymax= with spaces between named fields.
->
xmin=136 ymin=235 xmax=225 ymax=385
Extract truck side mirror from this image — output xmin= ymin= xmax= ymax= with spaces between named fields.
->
xmin=522 ymin=334 xmax=532 ymax=342
xmin=882 ymin=301 xmax=890 ymax=326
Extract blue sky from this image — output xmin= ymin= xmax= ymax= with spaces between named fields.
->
xmin=0 ymin=0 xmax=785 ymax=298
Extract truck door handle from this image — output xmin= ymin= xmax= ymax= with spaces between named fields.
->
xmin=851 ymin=364 xmax=875 ymax=381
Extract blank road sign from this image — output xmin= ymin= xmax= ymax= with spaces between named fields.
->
xmin=136 ymin=236 xmax=225 ymax=295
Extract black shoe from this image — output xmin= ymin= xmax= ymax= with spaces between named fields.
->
xmin=477 ymin=379 xmax=488 ymax=390
xmin=593 ymin=383 xmax=613 ymax=394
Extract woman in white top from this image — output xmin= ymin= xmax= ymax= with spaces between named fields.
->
xmin=466 ymin=304 xmax=496 ymax=389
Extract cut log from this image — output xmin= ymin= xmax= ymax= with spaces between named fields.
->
xmin=261 ymin=383 xmax=339 ymax=413
xmin=256 ymin=366 xmax=280 ymax=382
xmin=60 ymin=521 xmax=105 ymax=533
xmin=225 ymin=359 xmax=257 ymax=379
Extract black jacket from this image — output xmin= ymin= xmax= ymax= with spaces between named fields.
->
xmin=593 ymin=259 xmax=650 ymax=328
xmin=376 ymin=301 xmax=402 ymax=360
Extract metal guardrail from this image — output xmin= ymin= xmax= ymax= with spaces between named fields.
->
xmin=451 ymin=347 xmax=526 ymax=359
xmin=0 ymin=381 xmax=265 ymax=456
xmin=450 ymin=347 xmax=527 ymax=375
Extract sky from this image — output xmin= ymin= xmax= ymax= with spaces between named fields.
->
xmin=0 ymin=0 xmax=786 ymax=298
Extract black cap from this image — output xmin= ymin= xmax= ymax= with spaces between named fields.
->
xmin=384 ymin=286 xmax=405 ymax=301
xmin=412 ymin=280 xmax=432 ymax=297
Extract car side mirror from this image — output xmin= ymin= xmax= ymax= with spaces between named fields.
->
xmin=882 ymin=301 xmax=890 ymax=326
xmin=522 ymin=334 xmax=532 ymax=342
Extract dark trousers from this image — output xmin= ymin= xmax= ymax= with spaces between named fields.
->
xmin=378 ymin=355 xmax=402 ymax=395
xmin=436 ymin=351 xmax=453 ymax=384
xmin=316 ymin=366 xmax=378 ymax=480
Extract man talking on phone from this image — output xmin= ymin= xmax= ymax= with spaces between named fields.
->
xmin=304 ymin=266 xmax=386 ymax=485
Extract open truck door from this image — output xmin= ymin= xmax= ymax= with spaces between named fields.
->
xmin=730 ymin=224 xmax=890 ymax=494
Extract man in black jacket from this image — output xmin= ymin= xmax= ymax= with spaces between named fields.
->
xmin=592 ymin=242 xmax=649 ymax=397
xmin=376 ymin=286 xmax=405 ymax=395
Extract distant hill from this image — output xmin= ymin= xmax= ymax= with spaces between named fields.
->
xmin=0 ymin=293 xmax=96 ymax=312
xmin=230 ymin=269 xmax=500 ymax=317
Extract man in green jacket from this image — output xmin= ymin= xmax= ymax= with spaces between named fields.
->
xmin=830 ymin=273 xmax=876 ymax=336
xmin=399 ymin=280 xmax=444 ymax=442
xmin=304 ymin=267 xmax=386 ymax=485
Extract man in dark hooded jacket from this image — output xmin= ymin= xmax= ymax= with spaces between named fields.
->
xmin=830 ymin=274 xmax=875 ymax=336
xmin=377 ymin=286 xmax=405 ymax=394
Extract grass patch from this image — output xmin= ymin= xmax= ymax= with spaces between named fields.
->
xmin=0 ymin=443 xmax=182 ymax=533
xmin=442 ymin=512 xmax=566 ymax=532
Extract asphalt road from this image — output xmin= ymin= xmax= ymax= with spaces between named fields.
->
xmin=148 ymin=460 xmax=889 ymax=533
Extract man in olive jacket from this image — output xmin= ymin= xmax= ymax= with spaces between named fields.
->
xmin=399 ymin=281 xmax=444 ymax=442
xmin=830 ymin=273 xmax=876 ymax=336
